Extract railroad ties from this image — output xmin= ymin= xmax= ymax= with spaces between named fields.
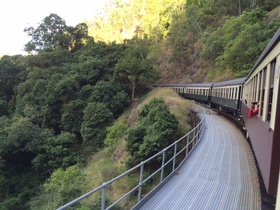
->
xmin=135 ymin=108 xmax=261 ymax=210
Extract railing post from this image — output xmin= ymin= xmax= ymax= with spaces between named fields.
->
xmin=193 ymin=128 xmax=196 ymax=149
xmin=197 ymin=125 xmax=200 ymax=141
xmin=101 ymin=183 xmax=107 ymax=210
xmin=138 ymin=162 xmax=144 ymax=202
xmin=196 ymin=126 xmax=198 ymax=144
xmin=186 ymin=135 xmax=189 ymax=156
xmin=172 ymin=141 xmax=178 ymax=171
xmin=161 ymin=149 xmax=166 ymax=182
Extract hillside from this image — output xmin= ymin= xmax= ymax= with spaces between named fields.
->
xmin=29 ymin=88 xmax=196 ymax=209
xmin=87 ymin=1 xmax=280 ymax=84
xmin=157 ymin=5 xmax=280 ymax=84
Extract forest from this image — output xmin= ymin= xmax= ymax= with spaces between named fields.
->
xmin=0 ymin=0 xmax=280 ymax=209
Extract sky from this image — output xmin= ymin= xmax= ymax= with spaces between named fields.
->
xmin=0 ymin=0 xmax=110 ymax=55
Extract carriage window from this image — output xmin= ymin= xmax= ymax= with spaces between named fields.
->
xmin=261 ymin=68 xmax=266 ymax=116
xmin=253 ymin=76 xmax=257 ymax=100
xmin=258 ymin=71 xmax=262 ymax=114
xmin=226 ymin=88 xmax=228 ymax=98
xmin=236 ymin=87 xmax=239 ymax=100
xmin=267 ymin=60 xmax=276 ymax=121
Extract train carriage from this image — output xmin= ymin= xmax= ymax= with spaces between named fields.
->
xmin=153 ymin=84 xmax=185 ymax=94
xmin=181 ymin=83 xmax=213 ymax=104
xmin=211 ymin=77 xmax=246 ymax=114
xmin=153 ymin=83 xmax=213 ymax=104
xmin=241 ymin=27 xmax=280 ymax=197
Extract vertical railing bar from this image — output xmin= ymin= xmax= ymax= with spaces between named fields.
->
xmin=192 ymin=129 xmax=196 ymax=149
xmin=172 ymin=141 xmax=177 ymax=171
xmin=138 ymin=162 xmax=144 ymax=202
xmin=161 ymin=149 xmax=166 ymax=182
xmin=101 ymin=183 xmax=107 ymax=210
xmin=196 ymin=126 xmax=198 ymax=144
xmin=197 ymin=125 xmax=199 ymax=142
xmin=186 ymin=135 xmax=189 ymax=156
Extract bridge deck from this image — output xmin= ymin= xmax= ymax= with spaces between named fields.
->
xmin=137 ymin=111 xmax=261 ymax=210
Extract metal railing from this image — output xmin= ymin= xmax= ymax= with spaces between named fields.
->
xmin=57 ymin=106 xmax=205 ymax=210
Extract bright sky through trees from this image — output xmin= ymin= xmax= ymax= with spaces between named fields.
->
xmin=0 ymin=0 xmax=109 ymax=55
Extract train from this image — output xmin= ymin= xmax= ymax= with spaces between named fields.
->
xmin=154 ymin=26 xmax=280 ymax=206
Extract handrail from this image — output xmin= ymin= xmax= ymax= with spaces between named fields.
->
xmin=57 ymin=106 xmax=206 ymax=210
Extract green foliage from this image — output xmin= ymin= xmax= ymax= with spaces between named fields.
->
xmin=26 ymin=49 xmax=72 ymax=68
xmin=114 ymin=38 xmax=159 ymax=99
xmin=125 ymin=124 xmax=146 ymax=157
xmin=89 ymin=80 xmax=130 ymax=117
xmin=24 ymin=13 xmax=69 ymax=52
xmin=0 ymin=55 xmax=26 ymax=116
xmin=81 ymin=102 xmax=113 ymax=150
xmin=126 ymin=98 xmax=178 ymax=165
xmin=31 ymin=130 xmax=82 ymax=175
xmin=24 ymin=14 xmax=90 ymax=53
xmin=104 ymin=121 xmax=128 ymax=148
xmin=88 ymin=0 xmax=186 ymax=43
xmin=29 ymin=165 xmax=85 ymax=210
xmin=0 ymin=117 xmax=40 ymax=159
xmin=61 ymin=99 xmax=87 ymax=136
xmin=201 ymin=7 xmax=280 ymax=77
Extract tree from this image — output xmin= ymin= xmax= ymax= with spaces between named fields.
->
xmin=104 ymin=121 xmax=127 ymax=148
xmin=126 ymin=98 xmax=178 ymax=165
xmin=87 ymin=0 xmax=186 ymax=43
xmin=61 ymin=99 xmax=87 ymax=142
xmin=89 ymin=80 xmax=130 ymax=117
xmin=0 ymin=116 xmax=42 ymax=209
xmin=24 ymin=14 xmax=89 ymax=53
xmin=0 ymin=55 xmax=25 ymax=116
xmin=68 ymin=23 xmax=90 ymax=52
xmin=81 ymin=102 xmax=113 ymax=150
xmin=0 ymin=117 xmax=40 ymax=161
xmin=114 ymin=39 xmax=158 ymax=99
xmin=29 ymin=165 xmax=85 ymax=210
xmin=31 ymin=130 xmax=82 ymax=175
xmin=24 ymin=13 xmax=70 ymax=52
xmin=201 ymin=8 xmax=280 ymax=77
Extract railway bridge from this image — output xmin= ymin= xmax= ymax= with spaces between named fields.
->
xmin=133 ymin=109 xmax=261 ymax=210
xmin=58 ymin=106 xmax=272 ymax=210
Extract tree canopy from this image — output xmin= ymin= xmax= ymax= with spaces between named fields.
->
xmin=24 ymin=13 xmax=90 ymax=53
xmin=126 ymin=98 xmax=178 ymax=166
